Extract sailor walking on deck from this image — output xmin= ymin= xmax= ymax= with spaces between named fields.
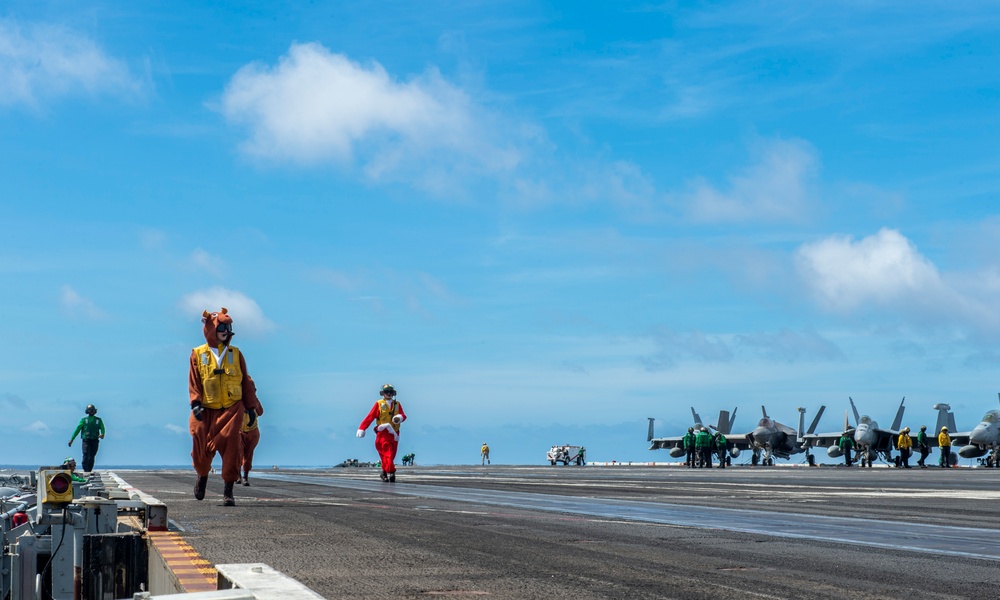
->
xmin=68 ymin=404 xmax=105 ymax=472
xmin=188 ymin=308 xmax=262 ymax=507
xmin=357 ymin=384 xmax=407 ymax=482
xmin=241 ymin=397 xmax=264 ymax=486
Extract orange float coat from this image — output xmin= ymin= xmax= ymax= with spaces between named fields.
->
xmin=358 ymin=399 xmax=407 ymax=473
xmin=241 ymin=400 xmax=264 ymax=476
xmin=188 ymin=309 xmax=260 ymax=483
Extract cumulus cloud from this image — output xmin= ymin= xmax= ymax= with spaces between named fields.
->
xmin=218 ymin=42 xmax=519 ymax=189
xmin=0 ymin=19 xmax=141 ymax=108
xmin=795 ymin=228 xmax=997 ymax=333
xmin=795 ymin=228 xmax=950 ymax=313
xmin=679 ymin=138 xmax=819 ymax=223
xmin=179 ymin=287 xmax=275 ymax=336
xmin=60 ymin=285 xmax=106 ymax=320
xmin=23 ymin=420 xmax=50 ymax=434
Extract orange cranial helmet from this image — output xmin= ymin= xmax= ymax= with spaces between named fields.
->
xmin=202 ymin=308 xmax=234 ymax=347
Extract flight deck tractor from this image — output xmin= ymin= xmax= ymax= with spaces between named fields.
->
xmin=547 ymin=445 xmax=586 ymax=466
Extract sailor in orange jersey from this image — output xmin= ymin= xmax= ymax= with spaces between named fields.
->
xmin=356 ymin=384 xmax=407 ymax=482
xmin=241 ymin=396 xmax=264 ymax=486
xmin=188 ymin=308 xmax=261 ymax=506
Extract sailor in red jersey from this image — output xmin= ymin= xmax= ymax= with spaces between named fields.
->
xmin=356 ymin=384 xmax=407 ymax=482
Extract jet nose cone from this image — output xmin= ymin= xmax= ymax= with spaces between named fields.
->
xmin=971 ymin=422 xmax=994 ymax=445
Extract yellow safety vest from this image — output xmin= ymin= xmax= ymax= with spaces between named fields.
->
xmin=194 ymin=343 xmax=243 ymax=409
xmin=375 ymin=399 xmax=401 ymax=433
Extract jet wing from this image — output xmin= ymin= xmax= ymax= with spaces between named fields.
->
xmin=648 ymin=435 xmax=686 ymax=451
xmin=873 ymin=428 xmax=900 ymax=452
xmin=801 ymin=430 xmax=848 ymax=448
xmin=921 ymin=431 xmax=972 ymax=448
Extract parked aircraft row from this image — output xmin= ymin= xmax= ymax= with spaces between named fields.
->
xmin=648 ymin=395 xmax=1000 ymax=467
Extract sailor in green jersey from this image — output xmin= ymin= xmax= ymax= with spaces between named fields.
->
xmin=916 ymin=425 xmax=930 ymax=468
xmin=715 ymin=432 xmax=728 ymax=469
xmin=68 ymin=404 xmax=106 ymax=472
xmin=682 ymin=427 xmax=696 ymax=468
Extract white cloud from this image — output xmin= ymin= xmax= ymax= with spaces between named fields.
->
xmin=23 ymin=420 xmax=49 ymax=434
xmin=60 ymin=285 xmax=106 ymax=320
xmin=219 ymin=42 xmax=519 ymax=186
xmin=179 ymin=287 xmax=275 ymax=336
xmin=679 ymin=138 xmax=819 ymax=223
xmin=0 ymin=19 xmax=141 ymax=108
xmin=794 ymin=228 xmax=998 ymax=333
xmin=795 ymin=228 xmax=947 ymax=313
xmin=164 ymin=423 xmax=185 ymax=435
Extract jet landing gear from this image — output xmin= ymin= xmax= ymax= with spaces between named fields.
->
xmin=752 ymin=449 xmax=774 ymax=466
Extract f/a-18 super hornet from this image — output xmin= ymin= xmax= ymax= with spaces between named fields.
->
xmin=809 ymin=397 xmax=905 ymax=467
xmin=647 ymin=407 xmax=738 ymax=459
xmin=727 ymin=405 xmax=826 ymax=466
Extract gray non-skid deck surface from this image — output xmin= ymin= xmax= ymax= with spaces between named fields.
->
xmin=257 ymin=471 xmax=997 ymax=561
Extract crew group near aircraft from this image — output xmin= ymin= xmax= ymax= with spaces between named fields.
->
xmin=650 ymin=398 xmax=1000 ymax=468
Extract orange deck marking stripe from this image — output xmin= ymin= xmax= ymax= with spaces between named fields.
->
xmin=148 ymin=531 xmax=217 ymax=592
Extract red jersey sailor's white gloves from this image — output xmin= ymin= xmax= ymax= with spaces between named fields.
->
xmin=392 ymin=414 xmax=403 ymax=425
xmin=375 ymin=423 xmax=394 ymax=432
xmin=356 ymin=429 xmax=366 ymax=438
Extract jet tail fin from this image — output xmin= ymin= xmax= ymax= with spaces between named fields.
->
xmin=647 ymin=417 xmax=655 ymax=442
xmin=728 ymin=407 xmax=737 ymax=434
xmin=849 ymin=397 xmax=860 ymax=425
xmin=807 ymin=405 xmax=826 ymax=435
xmin=843 ymin=410 xmax=850 ymax=432
xmin=933 ymin=403 xmax=953 ymax=433
xmin=890 ymin=397 xmax=905 ymax=431
xmin=796 ymin=407 xmax=807 ymax=441
xmin=691 ymin=407 xmax=704 ymax=430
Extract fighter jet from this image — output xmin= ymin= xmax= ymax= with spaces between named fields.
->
xmin=728 ymin=405 xmax=826 ymax=466
xmin=959 ymin=400 xmax=1000 ymax=466
xmin=809 ymin=397 xmax=905 ymax=467
xmin=648 ymin=407 xmax=738 ymax=460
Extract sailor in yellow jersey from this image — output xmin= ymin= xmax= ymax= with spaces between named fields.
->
xmin=241 ymin=396 xmax=264 ymax=486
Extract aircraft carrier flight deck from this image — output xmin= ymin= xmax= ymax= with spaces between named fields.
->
xmin=110 ymin=464 xmax=1000 ymax=599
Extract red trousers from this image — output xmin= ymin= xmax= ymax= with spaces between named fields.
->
xmin=190 ymin=401 xmax=245 ymax=483
xmin=375 ymin=430 xmax=399 ymax=473
xmin=241 ymin=428 xmax=260 ymax=476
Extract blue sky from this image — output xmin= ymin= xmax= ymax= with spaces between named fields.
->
xmin=3 ymin=2 xmax=1000 ymax=467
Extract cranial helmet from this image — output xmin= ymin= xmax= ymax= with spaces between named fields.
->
xmin=380 ymin=384 xmax=396 ymax=397
xmin=688 ymin=427 xmax=694 ymax=433
xmin=941 ymin=426 xmax=948 ymax=431
xmin=85 ymin=404 xmax=97 ymax=416
xmin=920 ymin=425 xmax=927 ymax=431
xmin=902 ymin=427 xmax=909 ymax=433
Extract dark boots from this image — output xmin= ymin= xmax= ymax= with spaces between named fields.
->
xmin=223 ymin=481 xmax=236 ymax=506
xmin=194 ymin=476 xmax=208 ymax=501
xmin=242 ymin=473 xmax=250 ymax=486
xmin=388 ymin=472 xmax=396 ymax=483
xmin=379 ymin=471 xmax=388 ymax=482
